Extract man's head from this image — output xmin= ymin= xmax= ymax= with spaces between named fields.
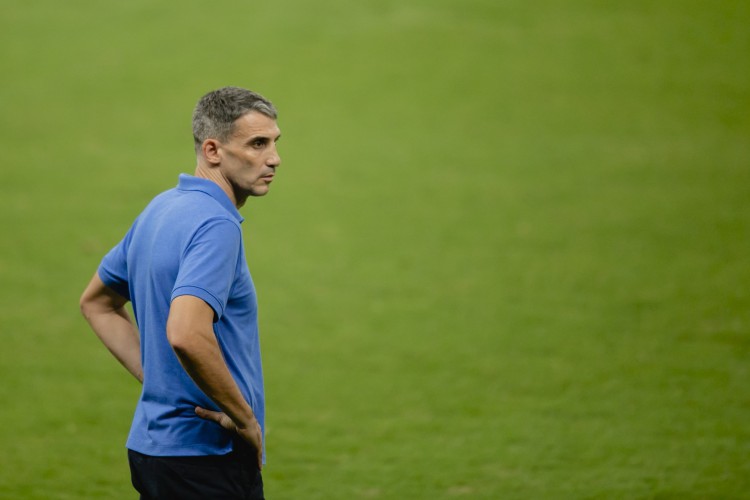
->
xmin=192 ymin=87 xmax=282 ymax=206
xmin=192 ymin=86 xmax=277 ymax=154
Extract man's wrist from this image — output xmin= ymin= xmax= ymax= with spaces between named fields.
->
xmin=232 ymin=410 xmax=257 ymax=430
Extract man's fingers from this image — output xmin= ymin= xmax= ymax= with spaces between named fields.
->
xmin=195 ymin=406 xmax=230 ymax=427
xmin=195 ymin=406 xmax=216 ymax=420
xmin=195 ymin=406 xmax=262 ymax=468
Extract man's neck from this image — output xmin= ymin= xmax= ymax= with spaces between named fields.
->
xmin=193 ymin=164 xmax=245 ymax=208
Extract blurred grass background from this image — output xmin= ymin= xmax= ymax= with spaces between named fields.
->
xmin=1 ymin=0 xmax=749 ymax=498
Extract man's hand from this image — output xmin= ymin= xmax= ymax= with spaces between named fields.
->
xmin=195 ymin=406 xmax=263 ymax=470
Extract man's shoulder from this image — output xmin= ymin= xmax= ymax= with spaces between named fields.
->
xmin=146 ymin=185 xmax=233 ymax=219
xmin=132 ymin=188 xmax=240 ymax=245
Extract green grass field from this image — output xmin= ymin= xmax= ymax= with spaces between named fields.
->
xmin=1 ymin=1 xmax=749 ymax=498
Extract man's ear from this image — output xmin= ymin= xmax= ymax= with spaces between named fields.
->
xmin=202 ymin=139 xmax=222 ymax=165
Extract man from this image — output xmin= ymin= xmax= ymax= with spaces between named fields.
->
xmin=79 ymin=86 xmax=281 ymax=499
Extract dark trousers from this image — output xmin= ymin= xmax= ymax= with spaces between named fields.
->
xmin=128 ymin=444 xmax=264 ymax=500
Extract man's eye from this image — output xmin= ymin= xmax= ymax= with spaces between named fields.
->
xmin=251 ymin=139 xmax=266 ymax=148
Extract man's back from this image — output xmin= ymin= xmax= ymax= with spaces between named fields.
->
xmin=98 ymin=174 xmax=265 ymax=457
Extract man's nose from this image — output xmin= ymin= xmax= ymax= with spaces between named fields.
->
xmin=267 ymin=145 xmax=281 ymax=167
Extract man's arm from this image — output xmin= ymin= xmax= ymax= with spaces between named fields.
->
xmin=80 ymin=273 xmax=143 ymax=383
xmin=167 ymin=295 xmax=263 ymax=470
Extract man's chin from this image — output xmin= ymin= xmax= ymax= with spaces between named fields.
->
xmin=235 ymin=187 xmax=269 ymax=208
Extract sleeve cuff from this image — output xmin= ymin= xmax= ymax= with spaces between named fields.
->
xmin=172 ymin=286 xmax=224 ymax=322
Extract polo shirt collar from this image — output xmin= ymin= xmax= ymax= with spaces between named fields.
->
xmin=176 ymin=173 xmax=244 ymax=223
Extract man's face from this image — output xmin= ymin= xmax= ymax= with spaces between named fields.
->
xmin=218 ymin=111 xmax=282 ymax=201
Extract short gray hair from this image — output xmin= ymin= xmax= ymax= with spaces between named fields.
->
xmin=192 ymin=86 xmax=277 ymax=152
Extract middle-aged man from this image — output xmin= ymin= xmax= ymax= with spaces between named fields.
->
xmin=80 ymin=86 xmax=281 ymax=499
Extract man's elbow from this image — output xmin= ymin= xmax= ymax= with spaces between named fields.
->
xmin=166 ymin=321 xmax=199 ymax=356
xmin=79 ymin=291 xmax=96 ymax=320
xmin=166 ymin=296 xmax=215 ymax=357
xmin=80 ymin=273 xmax=122 ymax=320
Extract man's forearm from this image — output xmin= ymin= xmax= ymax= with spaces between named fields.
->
xmin=80 ymin=273 xmax=143 ymax=383
xmin=166 ymin=295 xmax=257 ymax=429
xmin=83 ymin=306 xmax=143 ymax=383
xmin=169 ymin=327 xmax=257 ymax=428
xmin=167 ymin=294 xmax=262 ymax=468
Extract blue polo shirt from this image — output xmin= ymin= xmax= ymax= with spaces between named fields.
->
xmin=98 ymin=174 xmax=265 ymax=459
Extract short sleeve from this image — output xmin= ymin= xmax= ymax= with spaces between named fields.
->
xmin=98 ymin=225 xmax=135 ymax=301
xmin=171 ymin=218 xmax=242 ymax=321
